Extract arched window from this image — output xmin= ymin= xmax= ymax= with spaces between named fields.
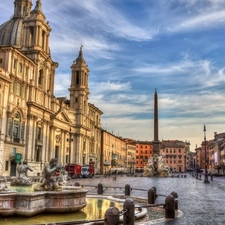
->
xmin=7 ymin=112 xmax=24 ymax=143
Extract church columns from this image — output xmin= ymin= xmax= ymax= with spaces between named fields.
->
xmin=49 ymin=126 xmax=55 ymax=161
xmin=42 ymin=121 xmax=49 ymax=163
xmin=61 ymin=130 xmax=67 ymax=165
xmin=25 ymin=115 xmax=36 ymax=161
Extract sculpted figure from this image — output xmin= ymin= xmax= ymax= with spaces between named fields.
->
xmin=11 ymin=160 xmax=33 ymax=186
xmin=143 ymin=154 xmax=170 ymax=177
xmin=34 ymin=158 xmax=63 ymax=191
xmin=0 ymin=178 xmax=8 ymax=191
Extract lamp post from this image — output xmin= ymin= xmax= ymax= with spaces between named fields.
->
xmin=204 ymin=124 xmax=209 ymax=183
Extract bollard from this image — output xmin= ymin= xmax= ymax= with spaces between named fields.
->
xmin=104 ymin=207 xmax=120 ymax=225
xmin=123 ymin=198 xmax=135 ymax=225
xmin=199 ymin=174 xmax=201 ymax=179
xmin=151 ymin=186 xmax=157 ymax=200
xmin=170 ymin=192 xmax=178 ymax=210
xmin=211 ymin=175 xmax=213 ymax=181
xmin=164 ymin=195 xmax=175 ymax=219
xmin=125 ymin=184 xmax=131 ymax=196
xmin=97 ymin=183 xmax=104 ymax=195
xmin=148 ymin=188 xmax=155 ymax=204
xmin=74 ymin=181 xmax=80 ymax=186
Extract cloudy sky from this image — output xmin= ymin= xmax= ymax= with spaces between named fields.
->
xmin=1 ymin=0 xmax=225 ymax=151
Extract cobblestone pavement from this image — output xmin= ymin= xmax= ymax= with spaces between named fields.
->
xmin=69 ymin=173 xmax=225 ymax=225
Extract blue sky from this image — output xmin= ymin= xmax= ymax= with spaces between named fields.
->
xmin=1 ymin=0 xmax=225 ymax=151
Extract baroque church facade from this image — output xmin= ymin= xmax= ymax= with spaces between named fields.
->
xmin=0 ymin=0 xmax=103 ymax=176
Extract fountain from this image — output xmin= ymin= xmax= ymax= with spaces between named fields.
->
xmin=143 ymin=154 xmax=171 ymax=177
xmin=0 ymin=158 xmax=87 ymax=217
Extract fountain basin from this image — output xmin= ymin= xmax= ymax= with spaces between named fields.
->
xmin=0 ymin=187 xmax=87 ymax=217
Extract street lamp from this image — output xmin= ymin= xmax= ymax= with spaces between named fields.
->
xmin=203 ymin=124 xmax=209 ymax=183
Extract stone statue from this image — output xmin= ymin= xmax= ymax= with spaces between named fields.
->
xmin=143 ymin=154 xmax=170 ymax=177
xmin=0 ymin=178 xmax=8 ymax=191
xmin=34 ymin=158 xmax=64 ymax=191
xmin=11 ymin=160 xmax=33 ymax=186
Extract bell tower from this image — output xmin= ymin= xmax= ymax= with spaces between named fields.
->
xmin=22 ymin=0 xmax=51 ymax=56
xmin=69 ymin=46 xmax=90 ymax=117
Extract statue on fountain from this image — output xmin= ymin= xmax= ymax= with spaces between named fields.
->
xmin=143 ymin=154 xmax=170 ymax=177
xmin=0 ymin=178 xmax=9 ymax=191
xmin=11 ymin=160 xmax=33 ymax=186
xmin=34 ymin=158 xmax=64 ymax=191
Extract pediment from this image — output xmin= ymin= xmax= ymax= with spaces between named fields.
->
xmin=52 ymin=110 xmax=70 ymax=123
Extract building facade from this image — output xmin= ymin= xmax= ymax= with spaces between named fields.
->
xmin=0 ymin=0 xmax=102 ymax=176
xmin=135 ymin=141 xmax=153 ymax=169
xmin=101 ymin=130 xmax=127 ymax=174
xmin=160 ymin=140 xmax=187 ymax=173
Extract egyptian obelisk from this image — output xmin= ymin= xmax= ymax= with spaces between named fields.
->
xmin=152 ymin=89 xmax=160 ymax=155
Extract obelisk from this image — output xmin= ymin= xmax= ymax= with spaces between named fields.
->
xmin=152 ymin=89 xmax=160 ymax=155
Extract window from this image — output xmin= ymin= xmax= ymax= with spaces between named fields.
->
xmin=29 ymin=27 xmax=34 ymax=45
xmin=37 ymin=127 xmax=42 ymax=140
xmin=8 ymin=112 xmax=24 ymax=142
xmin=36 ymin=147 xmax=41 ymax=162
xmin=42 ymin=30 xmax=45 ymax=49
xmin=19 ymin=63 xmax=22 ymax=73
xmin=13 ymin=59 xmax=17 ymax=69
xmin=76 ymin=71 xmax=80 ymax=85
xmin=8 ymin=118 xmax=12 ymax=136
xmin=13 ymin=113 xmax=20 ymax=142
xmin=55 ymin=146 xmax=59 ymax=159
xmin=38 ymin=69 xmax=43 ymax=86
xmin=25 ymin=67 xmax=29 ymax=77
xmin=5 ymin=161 xmax=8 ymax=171
xmin=66 ymin=155 xmax=69 ymax=163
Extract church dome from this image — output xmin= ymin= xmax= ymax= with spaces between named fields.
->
xmin=0 ymin=18 xmax=24 ymax=47
xmin=0 ymin=0 xmax=33 ymax=48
